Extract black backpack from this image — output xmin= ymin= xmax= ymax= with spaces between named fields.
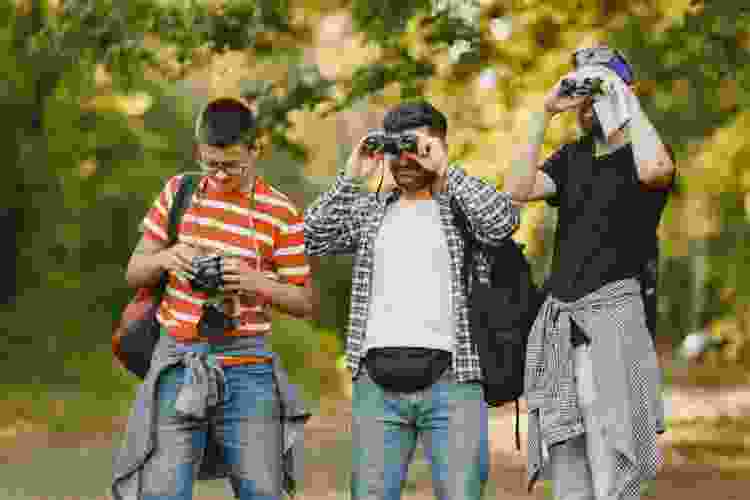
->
xmin=451 ymin=198 xmax=545 ymax=450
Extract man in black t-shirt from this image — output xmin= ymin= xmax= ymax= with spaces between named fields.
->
xmin=505 ymin=46 xmax=676 ymax=500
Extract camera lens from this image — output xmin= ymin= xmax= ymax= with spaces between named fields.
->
xmin=559 ymin=78 xmax=576 ymax=97
xmin=398 ymin=134 xmax=418 ymax=154
xmin=363 ymin=135 xmax=382 ymax=154
xmin=189 ymin=255 xmax=224 ymax=292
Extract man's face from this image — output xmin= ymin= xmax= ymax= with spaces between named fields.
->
xmin=386 ymin=127 xmax=440 ymax=193
xmin=198 ymin=143 xmax=255 ymax=192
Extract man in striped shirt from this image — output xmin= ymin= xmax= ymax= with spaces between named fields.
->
xmin=121 ymin=96 xmax=314 ymax=500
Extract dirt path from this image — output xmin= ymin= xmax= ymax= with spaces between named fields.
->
xmin=294 ymin=383 xmax=750 ymax=500
xmin=2 ymin=385 xmax=750 ymax=499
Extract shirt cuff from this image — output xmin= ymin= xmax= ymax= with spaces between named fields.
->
xmin=338 ymin=172 xmax=369 ymax=189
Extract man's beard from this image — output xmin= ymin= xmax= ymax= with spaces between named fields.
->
xmin=391 ymin=160 xmax=437 ymax=193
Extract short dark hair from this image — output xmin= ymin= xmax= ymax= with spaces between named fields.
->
xmin=197 ymin=98 xmax=256 ymax=147
xmin=383 ymin=101 xmax=447 ymax=139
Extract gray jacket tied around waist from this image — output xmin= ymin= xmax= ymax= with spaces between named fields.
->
xmin=111 ymin=333 xmax=310 ymax=500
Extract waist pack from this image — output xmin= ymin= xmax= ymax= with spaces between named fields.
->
xmin=451 ymin=198 xmax=545 ymax=450
xmin=364 ymin=347 xmax=452 ymax=393
xmin=112 ymin=174 xmax=199 ymax=378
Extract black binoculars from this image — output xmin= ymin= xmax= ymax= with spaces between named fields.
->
xmin=362 ymin=130 xmax=419 ymax=157
xmin=558 ymin=76 xmax=605 ymax=98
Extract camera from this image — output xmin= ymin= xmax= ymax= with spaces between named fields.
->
xmin=558 ymin=76 xmax=605 ymax=98
xmin=189 ymin=255 xmax=224 ymax=293
xmin=362 ymin=130 xmax=419 ymax=157
xmin=187 ymin=254 xmax=239 ymax=340
xmin=198 ymin=301 xmax=239 ymax=340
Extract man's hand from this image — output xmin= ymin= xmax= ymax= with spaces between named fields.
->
xmin=405 ymin=132 xmax=450 ymax=193
xmin=220 ymin=257 xmax=314 ymax=318
xmin=221 ymin=257 xmax=270 ymax=297
xmin=157 ymin=243 xmax=200 ymax=276
xmin=345 ymin=135 xmax=384 ymax=180
xmin=543 ymin=73 xmax=591 ymax=117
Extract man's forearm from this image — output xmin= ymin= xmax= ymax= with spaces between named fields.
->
xmin=126 ymin=252 xmax=165 ymax=288
xmin=505 ymin=110 xmax=551 ymax=201
xmin=629 ymin=107 xmax=675 ymax=187
xmin=304 ymin=170 xmax=369 ymax=257
xmin=259 ymin=279 xmax=315 ymax=319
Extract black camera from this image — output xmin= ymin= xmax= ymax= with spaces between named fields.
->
xmin=189 ymin=255 xmax=224 ymax=293
xmin=362 ymin=130 xmax=419 ymax=157
xmin=558 ymin=76 xmax=605 ymax=98
xmin=197 ymin=302 xmax=239 ymax=340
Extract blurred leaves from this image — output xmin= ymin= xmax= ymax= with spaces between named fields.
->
xmin=240 ymin=64 xmax=335 ymax=160
xmin=3 ymin=0 xmax=750 ymax=392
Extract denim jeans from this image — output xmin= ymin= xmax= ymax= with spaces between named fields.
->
xmin=140 ymin=361 xmax=281 ymax=500
xmin=547 ymin=344 xmax=617 ymax=500
xmin=351 ymin=367 xmax=489 ymax=500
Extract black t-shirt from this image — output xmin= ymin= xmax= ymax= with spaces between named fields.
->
xmin=541 ymin=138 xmax=672 ymax=305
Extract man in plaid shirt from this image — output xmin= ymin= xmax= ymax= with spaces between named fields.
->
xmin=304 ymin=101 xmax=520 ymax=500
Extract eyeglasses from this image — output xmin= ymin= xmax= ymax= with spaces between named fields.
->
xmin=571 ymin=46 xmax=634 ymax=85
xmin=199 ymin=158 xmax=249 ymax=176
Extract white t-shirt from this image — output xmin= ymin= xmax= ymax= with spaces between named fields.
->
xmin=364 ymin=199 xmax=455 ymax=354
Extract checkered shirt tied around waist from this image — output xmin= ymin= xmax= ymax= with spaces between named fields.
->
xmin=525 ymin=278 xmax=665 ymax=498
xmin=303 ymin=164 xmax=521 ymax=383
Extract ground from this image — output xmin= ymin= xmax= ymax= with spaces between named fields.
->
xmin=1 ymin=348 xmax=749 ymax=499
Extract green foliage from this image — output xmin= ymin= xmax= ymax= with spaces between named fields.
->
xmin=351 ymin=0 xmax=431 ymax=44
xmin=612 ymin=3 xmax=750 ymax=151
xmin=241 ymin=65 xmax=335 ymax=160
xmin=343 ymin=0 xmax=481 ymax=104
xmin=53 ymin=0 xmax=295 ymax=75
xmin=331 ymin=52 xmax=434 ymax=113
xmin=3 ymin=0 xmax=750 ymax=394
xmin=0 ymin=0 xmax=342 ymax=389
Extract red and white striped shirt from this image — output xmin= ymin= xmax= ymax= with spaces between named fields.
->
xmin=141 ymin=174 xmax=310 ymax=342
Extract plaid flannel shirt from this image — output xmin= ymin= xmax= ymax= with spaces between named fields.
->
xmin=304 ymin=164 xmax=520 ymax=383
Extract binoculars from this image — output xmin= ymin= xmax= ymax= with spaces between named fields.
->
xmin=558 ymin=76 xmax=605 ymax=98
xmin=362 ymin=130 xmax=419 ymax=157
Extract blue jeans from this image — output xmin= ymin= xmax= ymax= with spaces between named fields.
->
xmin=351 ymin=367 xmax=489 ymax=500
xmin=140 ymin=362 xmax=281 ymax=500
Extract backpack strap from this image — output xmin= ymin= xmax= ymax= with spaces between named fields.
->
xmin=450 ymin=197 xmax=476 ymax=293
xmin=167 ymin=174 xmax=199 ymax=244
xmin=155 ymin=174 xmax=200 ymax=296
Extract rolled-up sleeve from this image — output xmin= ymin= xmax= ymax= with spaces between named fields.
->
xmin=303 ymin=172 xmax=372 ymax=256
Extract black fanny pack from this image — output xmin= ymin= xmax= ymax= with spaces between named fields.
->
xmin=364 ymin=347 xmax=452 ymax=393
